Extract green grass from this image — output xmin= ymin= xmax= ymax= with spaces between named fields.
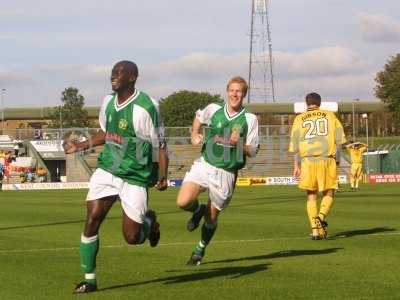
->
xmin=0 ymin=184 xmax=399 ymax=300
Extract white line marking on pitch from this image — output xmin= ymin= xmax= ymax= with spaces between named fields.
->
xmin=0 ymin=231 xmax=398 ymax=254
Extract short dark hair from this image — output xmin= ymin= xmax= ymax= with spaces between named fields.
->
xmin=305 ymin=92 xmax=321 ymax=107
xmin=115 ymin=60 xmax=139 ymax=77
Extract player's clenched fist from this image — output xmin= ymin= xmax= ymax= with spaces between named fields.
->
xmin=229 ymin=130 xmax=240 ymax=145
xmin=63 ymin=140 xmax=78 ymax=154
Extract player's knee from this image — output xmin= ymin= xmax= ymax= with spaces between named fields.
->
xmin=324 ymin=189 xmax=334 ymax=197
xmin=204 ymin=209 xmax=219 ymax=224
xmin=176 ymin=198 xmax=186 ymax=209
xmin=123 ymin=231 xmax=142 ymax=245
xmin=85 ymin=214 xmax=103 ymax=232
xmin=176 ymin=193 xmax=191 ymax=209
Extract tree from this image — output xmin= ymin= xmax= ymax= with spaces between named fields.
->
xmin=49 ymin=87 xmax=92 ymax=128
xmin=375 ymin=54 xmax=400 ymax=132
xmin=160 ymin=90 xmax=223 ymax=127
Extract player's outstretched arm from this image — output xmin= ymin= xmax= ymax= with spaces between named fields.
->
xmin=64 ymin=130 xmax=106 ymax=154
xmin=155 ymin=146 xmax=169 ymax=191
xmin=244 ymin=144 xmax=259 ymax=157
xmin=190 ymin=117 xmax=203 ymax=145
xmin=342 ymin=141 xmax=353 ymax=149
xmin=243 ymin=113 xmax=259 ymax=157
xmin=293 ymin=155 xmax=301 ymax=178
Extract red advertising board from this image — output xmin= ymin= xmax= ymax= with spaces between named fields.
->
xmin=368 ymin=173 xmax=400 ymax=183
xmin=4 ymin=159 xmax=10 ymax=177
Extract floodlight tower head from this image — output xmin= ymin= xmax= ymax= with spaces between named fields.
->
xmin=255 ymin=0 xmax=267 ymax=14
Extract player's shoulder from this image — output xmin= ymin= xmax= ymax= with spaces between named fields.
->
xmin=102 ymin=93 xmax=115 ymax=105
xmin=244 ymin=111 xmax=258 ymax=124
xmin=205 ymin=102 xmax=223 ymax=111
xmin=99 ymin=94 xmax=115 ymax=113
xmin=293 ymin=112 xmax=304 ymax=124
xmin=319 ymin=109 xmax=336 ymax=118
xmin=135 ymin=90 xmax=159 ymax=111
xmin=199 ymin=103 xmax=224 ymax=117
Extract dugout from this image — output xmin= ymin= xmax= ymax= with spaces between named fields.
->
xmin=381 ymin=150 xmax=400 ymax=173
xmin=363 ymin=150 xmax=390 ymax=174
xmin=42 ymin=159 xmax=65 ymax=182
xmin=25 ymin=140 xmax=66 ymax=182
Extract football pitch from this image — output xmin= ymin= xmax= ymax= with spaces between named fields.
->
xmin=0 ymin=184 xmax=399 ymax=300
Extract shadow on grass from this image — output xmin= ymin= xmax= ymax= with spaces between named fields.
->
xmin=98 ymin=263 xmax=269 ymax=292
xmin=230 ymin=198 xmax=299 ymax=209
xmin=0 ymin=217 xmax=120 ymax=231
xmin=0 ymin=209 xmax=185 ymax=231
xmin=336 ymin=192 xmax=400 ymax=199
xmin=0 ymin=219 xmax=87 ymax=231
xmin=202 ymin=248 xmax=343 ymax=266
xmin=329 ymin=227 xmax=396 ymax=240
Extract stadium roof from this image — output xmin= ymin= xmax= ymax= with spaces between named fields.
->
xmin=244 ymin=101 xmax=384 ymax=114
xmin=2 ymin=101 xmax=384 ymax=120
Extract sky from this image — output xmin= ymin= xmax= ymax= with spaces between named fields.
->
xmin=1 ymin=0 xmax=400 ymax=107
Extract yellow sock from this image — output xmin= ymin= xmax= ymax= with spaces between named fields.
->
xmin=355 ymin=176 xmax=360 ymax=188
xmin=319 ymin=195 xmax=334 ymax=220
xmin=306 ymin=198 xmax=318 ymax=234
xmin=350 ymin=174 xmax=355 ymax=188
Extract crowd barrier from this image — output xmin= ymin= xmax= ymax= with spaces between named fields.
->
xmin=6 ymin=174 xmax=400 ymax=190
xmin=2 ymin=176 xmax=352 ymax=190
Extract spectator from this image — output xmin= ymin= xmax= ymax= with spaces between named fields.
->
xmin=34 ymin=129 xmax=42 ymax=140
xmin=0 ymin=162 xmax=4 ymax=190
xmin=13 ymin=137 xmax=23 ymax=157
xmin=20 ymin=171 xmax=27 ymax=183
xmin=26 ymin=169 xmax=35 ymax=182
xmin=37 ymin=167 xmax=47 ymax=183
xmin=5 ymin=152 xmax=12 ymax=164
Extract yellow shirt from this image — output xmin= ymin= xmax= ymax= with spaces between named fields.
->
xmin=348 ymin=146 xmax=366 ymax=164
xmin=289 ymin=108 xmax=346 ymax=158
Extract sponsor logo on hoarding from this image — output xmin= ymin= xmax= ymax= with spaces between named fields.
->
xmin=167 ymin=179 xmax=183 ymax=187
xmin=266 ymin=177 xmax=298 ymax=185
xmin=2 ymin=182 xmax=89 ymax=190
xmin=369 ymin=173 xmax=400 ymax=183
xmin=236 ymin=177 xmax=267 ymax=186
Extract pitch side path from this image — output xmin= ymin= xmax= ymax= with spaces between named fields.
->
xmin=0 ymin=184 xmax=399 ymax=299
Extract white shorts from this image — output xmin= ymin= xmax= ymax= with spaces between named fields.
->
xmin=183 ymin=157 xmax=237 ymax=210
xmin=86 ymin=168 xmax=148 ymax=223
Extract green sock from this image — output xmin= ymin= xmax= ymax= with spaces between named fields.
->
xmin=185 ymin=200 xmax=199 ymax=213
xmin=137 ymin=217 xmax=152 ymax=244
xmin=194 ymin=222 xmax=217 ymax=255
xmin=80 ymin=234 xmax=99 ymax=285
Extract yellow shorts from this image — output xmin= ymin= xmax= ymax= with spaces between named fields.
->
xmin=299 ymin=157 xmax=337 ymax=192
xmin=350 ymin=163 xmax=363 ymax=179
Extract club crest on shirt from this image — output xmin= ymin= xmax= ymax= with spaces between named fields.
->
xmin=232 ymin=124 xmax=242 ymax=134
xmin=118 ymin=119 xmax=128 ymax=130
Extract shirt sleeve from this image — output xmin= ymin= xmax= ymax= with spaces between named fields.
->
xmin=288 ymin=116 xmax=300 ymax=153
xmin=98 ymin=95 xmax=113 ymax=131
xmin=244 ymin=113 xmax=259 ymax=157
xmin=195 ymin=103 xmax=221 ymax=125
xmin=334 ymin=116 xmax=347 ymax=145
xmin=133 ymin=98 xmax=167 ymax=150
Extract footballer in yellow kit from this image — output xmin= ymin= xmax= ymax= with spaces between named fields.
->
xmin=346 ymin=142 xmax=367 ymax=189
xmin=289 ymin=93 xmax=346 ymax=240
